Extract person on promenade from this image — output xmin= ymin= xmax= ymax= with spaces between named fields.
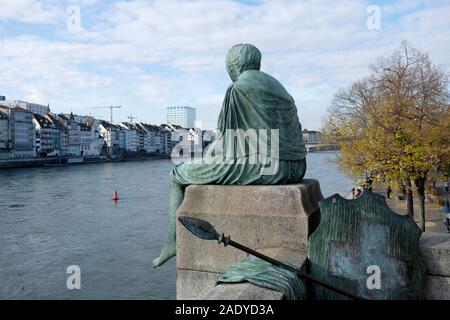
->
xmin=387 ymin=186 xmax=392 ymax=199
xmin=153 ymin=44 xmax=307 ymax=267
xmin=446 ymin=181 xmax=449 ymax=193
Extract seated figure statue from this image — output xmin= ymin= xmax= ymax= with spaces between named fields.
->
xmin=153 ymin=43 xmax=307 ymax=267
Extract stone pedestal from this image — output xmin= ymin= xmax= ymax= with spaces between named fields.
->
xmin=176 ymin=179 xmax=323 ymax=300
xmin=420 ymin=232 xmax=450 ymax=300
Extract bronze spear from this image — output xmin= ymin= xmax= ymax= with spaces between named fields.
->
xmin=178 ymin=216 xmax=365 ymax=301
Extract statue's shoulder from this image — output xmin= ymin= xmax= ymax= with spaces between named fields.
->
xmin=236 ymin=70 xmax=277 ymax=85
xmin=235 ymin=70 xmax=292 ymax=101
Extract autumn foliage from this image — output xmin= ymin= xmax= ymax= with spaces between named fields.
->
xmin=324 ymin=42 xmax=450 ymax=231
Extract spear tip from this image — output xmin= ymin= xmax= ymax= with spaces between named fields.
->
xmin=178 ymin=216 xmax=221 ymax=241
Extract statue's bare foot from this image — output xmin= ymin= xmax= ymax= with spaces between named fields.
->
xmin=153 ymin=242 xmax=176 ymax=268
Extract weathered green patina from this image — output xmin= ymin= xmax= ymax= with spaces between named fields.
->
xmin=153 ymin=44 xmax=307 ymax=267
xmin=308 ymin=192 xmax=427 ymax=300
xmin=217 ymin=258 xmax=306 ymax=300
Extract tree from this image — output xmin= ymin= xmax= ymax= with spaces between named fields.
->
xmin=324 ymin=41 xmax=450 ymax=231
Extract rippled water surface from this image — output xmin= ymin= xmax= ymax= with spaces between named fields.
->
xmin=0 ymin=152 xmax=352 ymax=299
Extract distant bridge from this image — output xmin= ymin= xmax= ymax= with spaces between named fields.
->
xmin=305 ymin=143 xmax=339 ymax=152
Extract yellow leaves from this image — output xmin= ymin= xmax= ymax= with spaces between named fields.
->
xmin=324 ymin=42 xmax=449 ymax=185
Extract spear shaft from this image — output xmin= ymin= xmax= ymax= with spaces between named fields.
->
xmin=179 ymin=216 xmax=366 ymax=301
xmin=225 ymin=238 xmax=364 ymax=300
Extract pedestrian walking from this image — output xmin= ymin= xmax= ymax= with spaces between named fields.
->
xmin=387 ymin=186 xmax=392 ymax=199
xmin=446 ymin=181 xmax=449 ymax=193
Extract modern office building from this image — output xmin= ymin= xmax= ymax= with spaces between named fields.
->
xmin=0 ymin=96 xmax=50 ymax=115
xmin=166 ymin=106 xmax=196 ymax=128
xmin=0 ymin=106 xmax=36 ymax=159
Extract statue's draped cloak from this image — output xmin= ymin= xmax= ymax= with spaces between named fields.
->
xmin=218 ymin=70 xmax=306 ymax=161
xmin=172 ymin=69 xmax=307 ymax=186
xmin=168 ymin=44 xmax=307 ymax=297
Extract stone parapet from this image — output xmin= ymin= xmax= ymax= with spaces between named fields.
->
xmin=176 ymin=180 xmax=323 ymax=300
xmin=420 ymin=232 xmax=450 ymax=300
xmin=176 ymin=182 xmax=450 ymax=300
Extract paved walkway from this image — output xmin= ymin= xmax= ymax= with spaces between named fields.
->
xmin=371 ymin=182 xmax=449 ymax=233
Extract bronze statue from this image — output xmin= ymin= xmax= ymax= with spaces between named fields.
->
xmin=153 ymin=43 xmax=307 ymax=267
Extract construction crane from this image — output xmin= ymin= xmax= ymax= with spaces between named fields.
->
xmin=87 ymin=105 xmax=122 ymax=123
xmin=127 ymin=114 xmax=138 ymax=123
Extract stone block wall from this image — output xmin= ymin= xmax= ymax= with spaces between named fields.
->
xmin=175 ymin=181 xmax=450 ymax=300
xmin=420 ymin=232 xmax=450 ymax=300
xmin=176 ymin=179 xmax=323 ymax=300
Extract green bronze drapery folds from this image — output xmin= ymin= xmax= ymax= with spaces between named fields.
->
xmin=153 ymin=43 xmax=307 ymax=267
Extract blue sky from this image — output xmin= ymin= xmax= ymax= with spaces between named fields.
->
xmin=1 ymin=0 xmax=449 ymax=130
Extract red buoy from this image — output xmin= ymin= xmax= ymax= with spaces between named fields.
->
xmin=113 ymin=191 xmax=119 ymax=201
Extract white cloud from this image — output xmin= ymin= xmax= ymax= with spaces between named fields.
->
xmin=0 ymin=0 xmax=60 ymax=23
xmin=1 ymin=0 xmax=450 ymax=129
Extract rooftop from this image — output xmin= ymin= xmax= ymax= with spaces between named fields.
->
xmin=33 ymin=113 xmax=54 ymax=128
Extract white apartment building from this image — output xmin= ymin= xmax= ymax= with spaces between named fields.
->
xmin=99 ymin=121 xmax=120 ymax=155
xmin=32 ymin=113 xmax=60 ymax=156
xmin=160 ymin=124 xmax=180 ymax=155
xmin=118 ymin=122 xmax=138 ymax=152
xmin=60 ymin=114 xmax=102 ymax=157
xmin=134 ymin=123 xmax=151 ymax=153
xmin=0 ymin=106 xmax=36 ymax=159
xmin=302 ymin=129 xmax=322 ymax=144
xmin=155 ymin=133 xmax=162 ymax=153
xmin=159 ymin=125 xmax=172 ymax=155
xmin=79 ymin=124 xmax=92 ymax=156
xmin=0 ymin=110 xmax=10 ymax=159
xmin=167 ymin=106 xmax=196 ymax=128
xmin=67 ymin=122 xmax=81 ymax=156
xmin=137 ymin=123 xmax=164 ymax=153
xmin=87 ymin=120 xmax=104 ymax=156
xmin=186 ymin=128 xmax=203 ymax=146
xmin=46 ymin=113 xmax=68 ymax=156
xmin=59 ymin=128 xmax=69 ymax=156
xmin=35 ymin=133 xmax=41 ymax=157
xmin=161 ymin=124 xmax=204 ymax=157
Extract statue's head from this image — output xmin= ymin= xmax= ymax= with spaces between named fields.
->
xmin=226 ymin=43 xmax=262 ymax=82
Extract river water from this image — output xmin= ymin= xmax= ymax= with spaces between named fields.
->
xmin=0 ymin=151 xmax=353 ymax=299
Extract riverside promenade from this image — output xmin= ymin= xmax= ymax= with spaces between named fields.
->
xmin=372 ymin=182 xmax=449 ymax=233
xmin=0 ymin=153 xmax=170 ymax=169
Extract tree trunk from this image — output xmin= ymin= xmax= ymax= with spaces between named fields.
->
xmin=414 ymin=177 xmax=426 ymax=232
xmin=404 ymin=179 xmax=414 ymax=218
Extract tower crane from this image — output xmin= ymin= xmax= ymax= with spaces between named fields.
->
xmin=127 ymin=114 xmax=138 ymax=123
xmin=87 ymin=105 xmax=122 ymax=123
